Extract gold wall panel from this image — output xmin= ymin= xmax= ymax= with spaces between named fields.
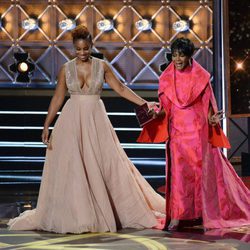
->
xmin=0 ymin=0 xmax=213 ymax=88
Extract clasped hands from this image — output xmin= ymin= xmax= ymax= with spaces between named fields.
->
xmin=146 ymin=102 xmax=162 ymax=118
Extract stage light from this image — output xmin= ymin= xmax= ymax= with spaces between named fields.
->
xmin=23 ymin=204 xmax=32 ymax=209
xmin=22 ymin=18 xmax=38 ymax=30
xmin=59 ymin=19 xmax=76 ymax=31
xmin=236 ymin=61 xmax=244 ymax=70
xmin=97 ymin=19 xmax=114 ymax=32
xmin=172 ymin=20 xmax=189 ymax=32
xmin=135 ymin=19 xmax=152 ymax=31
xmin=18 ymin=62 xmax=29 ymax=72
xmin=9 ymin=52 xmax=35 ymax=83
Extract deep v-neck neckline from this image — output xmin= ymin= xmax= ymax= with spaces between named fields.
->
xmin=74 ymin=58 xmax=94 ymax=91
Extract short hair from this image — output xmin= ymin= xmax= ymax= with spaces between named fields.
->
xmin=71 ymin=25 xmax=92 ymax=44
xmin=171 ymin=38 xmax=195 ymax=57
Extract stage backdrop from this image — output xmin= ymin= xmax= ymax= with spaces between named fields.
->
xmin=0 ymin=0 xmax=213 ymax=89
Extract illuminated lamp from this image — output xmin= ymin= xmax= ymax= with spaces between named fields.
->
xmin=9 ymin=52 xmax=35 ymax=82
xmin=236 ymin=61 xmax=244 ymax=70
xmin=59 ymin=19 xmax=76 ymax=31
xmin=97 ymin=19 xmax=114 ymax=32
xmin=172 ymin=20 xmax=189 ymax=32
xmin=22 ymin=18 xmax=38 ymax=30
xmin=135 ymin=19 xmax=152 ymax=31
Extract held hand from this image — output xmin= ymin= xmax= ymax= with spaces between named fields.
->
xmin=146 ymin=102 xmax=160 ymax=119
xmin=146 ymin=101 xmax=159 ymax=110
xmin=148 ymin=109 xmax=158 ymax=119
xmin=208 ymin=110 xmax=225 ymax=126
xmin=41 ymin=128 xmax=50 ymax=145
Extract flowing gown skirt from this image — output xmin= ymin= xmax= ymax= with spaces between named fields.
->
xmin=8 ymin=95 xmax=165 ymax=233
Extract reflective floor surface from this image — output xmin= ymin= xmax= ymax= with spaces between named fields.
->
xmin=0 ymin=219 xmax=249 ymax=250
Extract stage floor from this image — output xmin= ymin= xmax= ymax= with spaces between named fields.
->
xmin=0 ymin=219 xmax=249 ymax=250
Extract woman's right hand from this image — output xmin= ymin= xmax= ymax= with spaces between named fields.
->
xmin=208 ymin=110 xmax=225 ymax=126
xmin=41 ymin=127 xmax=50 ymax=145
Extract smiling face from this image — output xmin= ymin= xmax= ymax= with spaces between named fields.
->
xmin=74 ymin=39 xmax=92 ymax=62
xmin=172 ymin=50 xmax=190 ymax=71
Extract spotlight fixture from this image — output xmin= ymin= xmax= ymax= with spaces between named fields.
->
xmin=172 ymin=20 xmax=189 ymax=32
xmin=18 ymin=62 xmax=29 ymax=72
xmin=59 ymin=19 xmax=76 ymax=31
xmin=135 ymin=19 xmax=152 ymax=31
xmin=22 ymin=18 xmax=38 ymax=30
xmin=9 ymin=52 xmax=35 ymax=82
xmin=97 ymin=19 xmax=114 ymax=32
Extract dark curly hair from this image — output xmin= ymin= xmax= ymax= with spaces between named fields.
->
xmin=171 ymin=38 xmax=195 ymax=57
xmin=71 ymin=25 xmax=92 ymax=44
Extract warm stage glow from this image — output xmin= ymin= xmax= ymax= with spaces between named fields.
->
xmin=18 ymin=62 xmax=29 ymax=73
xmin=236 ymin=62 xmax=244 ymax=70
xmin=23 ymin=204 xmax=32 ymax=208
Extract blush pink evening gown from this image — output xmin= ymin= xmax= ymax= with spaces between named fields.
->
xmin=8 ymin=57 xmax=165 ymax=233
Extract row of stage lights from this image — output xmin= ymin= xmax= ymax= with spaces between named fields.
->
xmin=4 ymin=17 xmax=189 ymax=83
xmin=1 ymin=16 xmax=188 ymax=83
xmin=20 ymin=18 xmax=189 ymax=32
xmin=4 ymin=17 xmax=246 ymax=83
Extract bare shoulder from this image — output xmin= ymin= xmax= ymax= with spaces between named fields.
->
xmin=91 ymin=58 xmax=110 ymax=74
xmin=101 ymin=60 xmax=112 ymax=73
xmin=60 ymin=63 xmax=66 ymax=70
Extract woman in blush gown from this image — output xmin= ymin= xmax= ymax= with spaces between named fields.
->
xmin=138 ymin=38 xmax=250 ymax=231
xmin=8 ymin=25 xmax=165 ymax=234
